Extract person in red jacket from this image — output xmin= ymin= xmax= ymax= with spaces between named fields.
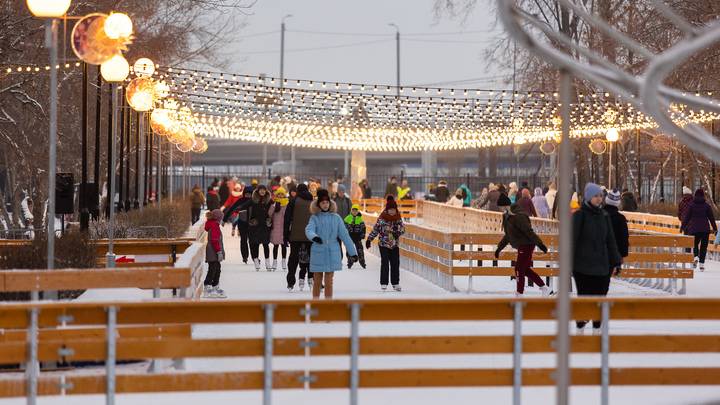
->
xmin=203 ymin=210 xmax=226 ymax=298
xmin=222 ymin=184 xmax=243 ymax=236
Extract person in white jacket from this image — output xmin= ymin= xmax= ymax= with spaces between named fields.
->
xmin=447 ymin=189 xmax=465 ymax=207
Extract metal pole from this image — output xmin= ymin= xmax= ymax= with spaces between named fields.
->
xmin=169 ymin=146 xmax=173 ymax=203
xmin=138 ymin=112 xmax=145 ymax=213
xmin=608 ymin=142 xmax=612 ymax=188
xmin=45 ymin=18 xmax=58 ymax=272
xmin=395 ymin=28 xmax=400 ymax=96
xmin=344 ymin=150 xmax=349 ymax=183
xmin=556 ymin=70 xmax=573 ymax=405
xmin=600 ymin=301 xmax=610 ymax=405
xmin=106 ymin=306 xmax=117 ymax=405
xmin=80 ymin=62 xmax=90 ymax=230
xmin=106 ymin=83 xmax=118 ymax=269
xmin=135 ymin=111 xmax=140 ymax=209
xmin=157 ymin=135 xmax=162 ymax=211
xmin=512 ymin=301 xmax=523 ymax=405
xmin=26 ymin=308 xmax=39 ymax=405
xmin=350 ymin=303 xmax=361 ymax=405
xmin=263 ymin=144 xmax=268 ymax=182
xmin=118 ymin=88 xmax=125 ymax=212
xmin=263 ymin=304 xmax=276 ymax=405
xmin=94 ymin=68 xmax=102 ymax=221
xmin=124 ymin=105 xmax=131 ymax=211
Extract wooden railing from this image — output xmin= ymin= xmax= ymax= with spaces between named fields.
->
xmin=364 ymin=213 xmax=694 ymax=294
xmin=2 ymin=298 xmax=719 ymax=403
xmin=354 ymin=198 xmax=423 ymax=220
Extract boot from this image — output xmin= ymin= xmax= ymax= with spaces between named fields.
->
xmin=265 ymin=258 xmax=272 ymax=271
xmin=282 ymin=258 xmax=287 ymax=271
xmin=299 ymin=279 xmax=305 ymax=291
xmin=540 ymin=286 xmax=555 ymax=297
xmin=202 ymin=285 xmax=216 ymax=298
xmin=254 ymin=258 xmax=261 ymax=271
xmin=231 ymin=229 xmax=235 ymax=237
xmin=272 ymin=259 xmax=278 ymax=271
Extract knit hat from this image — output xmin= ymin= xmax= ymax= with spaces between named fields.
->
xmin=252 ymin=179 xmax=258 ymax=185
xmin=351 ymin=204 xmax=360 ymax=211
xmin=522 ymin=188 xmax=531 ymax=197
xmin=337 ymin=184 xmax=346 ymax=192
xmin=212 ymin=209 xmax=223 ymax=222
xmin=429 ymin=183 xmax=435 ymax=191
xmin=234 ymin=184 xmax=242 ymax=191
xmin=272 ymin=186 xmax=279 ymax=192
xmin=683 ymin=186 xmax=692 ymax=195
xmin=276 ymin=187 xmax=286 ymax=197
xmin=696 ymin=188 xmax=705 ymax=197
xmin=256 ymin=184 xmax=267 ymax=191
xmin=606 ymin=188 xmax=621 ymax=207
xmin=497 ymin=193 xmax=512 ymax=207
xmin=317 ymin=189 xmax=331 ymax=202
xmin=385 ymin=195 xmax=398 ymax=210
xmin=297 ymin=183 xmax=308 ymax=193
xmin=584 ymin=183 xmax=603 ymax=200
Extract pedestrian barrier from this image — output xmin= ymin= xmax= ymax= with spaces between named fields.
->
xmin=1 ymin=298 xmax=719 ymax=403
xmin=355 ymin=198 xmax=423 ymax=221
xmin=363 ymin=214 xmax=695 ymax=294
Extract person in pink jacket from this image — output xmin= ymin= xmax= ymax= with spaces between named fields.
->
xmin=268 ymin=187 xmax=289 ymax=270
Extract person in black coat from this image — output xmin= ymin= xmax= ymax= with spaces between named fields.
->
xmin=603 ymin=189 xmax=629 ymax=282
xmin=218 ymin=176 xmax=230 ymax=206
xmin=237 ymin=185 xmax=274 ymax=271
xmin=206 ymin=186 xmax=221 ymax=211
xmin=223 ymin=185 xmax=254 ymax=264
xmin=620 ymin=189 xmax=638 ymax=212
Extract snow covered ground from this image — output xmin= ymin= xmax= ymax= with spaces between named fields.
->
xmin=5 ymin=224 xmax=720 ymax=405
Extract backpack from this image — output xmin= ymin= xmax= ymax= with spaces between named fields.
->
xmin=192 ymin=192 xmax=203 ymax=205
xmin=298 ymin=244 xmax=310 ymax=264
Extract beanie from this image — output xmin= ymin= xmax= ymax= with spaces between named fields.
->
xmin=351 ymin=204 xmax=360 ymax=211
xmin=234 ymin=184 xmax=242 ymax=191
xmin=212 ymin=209 xmax=223 ymax=222
xmin=337 ymin=184 xmax=346 ymax=192
xmin=584 ymin=183 xmax=603 ymax=200
xmin=252 ymin=179 xmax=258 ymax=185
xmin=522 ymin=188 xmax=531 ymax=197
xmin=256 ymin=184 xmax=267 ymax=191
xmin=276 ymin=187 xmax=286 ymax=197
xmin=497 ymin=193 xmax=512 ymax=207
xmin=385 ymin=195 xmax=398 ymax=210
xmin=695 ymin=188 xmax=705 ymax=197
xmin=606 ymin=188 xmax=621 ymax=207
xmin=317 ymin=189 xmax=331 ymax=202
xmin=683 ymin=186 xmax=692 ymax=195
xmin=297 ymin=183 xmax=308 ymax=193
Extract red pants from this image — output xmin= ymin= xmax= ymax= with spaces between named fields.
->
xmin=515 ymin=244 xmax=545 ymax=294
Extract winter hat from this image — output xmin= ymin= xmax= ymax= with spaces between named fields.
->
xmin=194 ymin=184 xmax=198 ymax=188
xmin=606 ymin=188 xmax=621 ymax=207
xmin=385 ymin=195 xmax=398 ymax=210
xmin=234 ymin=184 xmax=242 ymax=191
xmin=534 ymin=187 xmax=542 ymax=196
xmin=584 ymin=183 xmax=603 ymax=200
xmin=439 ymin=180 xmax=447 ymax=186
xmin=276 ymin=187 xmax=286 ymax=197
xmin=683 ymin=186 xmax=692 ymax=195
xmin=695 ymin=188 xmax=705 ymax=197
xmin=212 ymin=209 xmax=223 ymax=222
xmin=317 ymin=189 xmax=331 ymax=202
xmin=429 ymin=183 xmax=435 ymax=191
xmin=297 ymin=183 xmax=308 ymax=193
xmin=455 ymin=188 xmax=463 ymax=196
xmin=571 ymin=192 xmax=578 ymax=203
xmin=522 ymin=188 xmax=531 ymax=198
xmin=256 ymin=184 xmax=267 ymax=191
xmin=337 ymin=184 xmax=346 ymax=192
xmin=351 ymin=204 xmax=360 ymax=211
xmin=509 ymin=182 xmax=517 ymax=190
xmin=497 ymin=193 xmax=512 ymax=207
xmin=272 ymin=186 xmax=279 ymax=192
xmin=283 ymin=176 xmax=292 ymax=184
xmin=252 ymin=179 xmax=258 ymax=185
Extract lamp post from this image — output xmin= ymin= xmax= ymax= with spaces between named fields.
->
xmin=388 ymin=23 xmax=400 ymax=96
xmin=27 ymin=0 xmax=71 ymax=291
xmin=280 ymin=14 xmax=294 ymax=174
xmin=101 ymin=54 xmax=130 ymax=268
xmin=606 ymin=128 xmax=619 ymax=188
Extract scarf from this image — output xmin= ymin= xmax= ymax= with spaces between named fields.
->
xmin=274 ymin=197 xmax=289 ymax=206
xmin=380 ymin=210 xmax=402 ymax=222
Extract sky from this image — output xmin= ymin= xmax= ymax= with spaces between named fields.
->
xmin=223 ymin=0 xmax=509 ymax=90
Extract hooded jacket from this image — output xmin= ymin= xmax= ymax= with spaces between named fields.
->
xmin=305 ymin=199 xmax=357 ymax=272
xmin=222 ymin=189 xmax=243 ymax=211
xmin=497 ymin=203 xmax=544 ymax=250
xmin=238 ymin=188 xmax=274 ymax=244
xmin=218 ymin=182 xmax=230 ymax=206
xmin=572 ymin=202 xmax=622 ymax=276
xmin=284 ymin=189 xmax=314 ymax=242
xmin=204 ymin=218 xmax=225 ymax=263
xmin=190 ymin=186 xmax=205 ymax=209
xmin=681 ymin=192 xmax=717 ymax=235
xmin=603 ymin=204 xmax=629 ymax=258
xmin=435 ymin=182 xmax=450 ymax=203
xmin=206 ymin=190 xmax=221 ymax=211
xmin=384 ymin=179 xmax=398 ymax=198
xmin=620 ymin=191 xmax=638 ymax=212
xmin=459 ymin=184 xmax=471 ymax=205
xmin=517 ymin=195 xmax=537 ymax=217
xmin=268 ymin=196 xmax=289 ymax=245
xmin=677 ymin=193 xmax=694 ymax=230
xmin=532 ymin=188 xmax=552 ymax=219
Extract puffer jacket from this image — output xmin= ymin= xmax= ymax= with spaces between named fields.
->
xmin=620 ymin=191 xmax=638 ymax=212
xmin=284 ymin=190 xmax=314 ymax=242
xmin=222 ymin=189 xmax=242 ymax=210
xmin=681 ymin=193 xmax=717 ymax=235
xmin=572 ymin=202 xmax=622 ymax=276
xmin=344 ymin=214 xmax=366 ymax=242
xmin=447 ymin=194 xmax=464 ymax=208
xmin=435 ymin=183 xmax=450 ymax=203
xmin=305 ymin=200 xmax=357 ymax=273
xmin=497 ymin=203 xmax=544 ymax=250
xmin=238 ymin=189 xmax=273 ymax=244
xmin=190 ymin=187 xmax=205 ymax=209
xmin=367 ymin=212 xmax=405 ymax=249
xmin=268 ymin=199 xmax=288 ymax=245
xmin=204 ymin=219 xmax=225 ymax=263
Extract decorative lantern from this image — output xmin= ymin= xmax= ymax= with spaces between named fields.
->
xmin=191 ymin=137 xmax=208 ymax=153
xmin=72 ymin=13 xmax=121 ymax=65
xmin=104 ymin=13 xmax=133 ymax=40
xmin=125 ymin=77 xmax=155 ymax=111
xmin=589 ymin=139 xmax=607 ymax=154
xmin=100 ymin=55 xmax=129 ymax=82
xmin=133 ymin=58 xmax=155 ymax=77
xmin=27 ymin=0 xmax=71 ymax=17
xmin=540 ymin=141 xmax=556 ymax=155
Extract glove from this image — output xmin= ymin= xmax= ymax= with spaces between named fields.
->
xmin=391 ymin=232 xmax=401 ymax=240
xmin=366 ymin=239 xmax=372 ymax=249
xmin=275 ymin=201 xmax=281 ymax=210
xmin=312 ymin=236 xmax=323 ymax=244
xmin=494 ymin=247 xmax=501 ymax=259
xmin=613 ymin=267 xmax=622 ymax=276
xmin=216 ymin=251 xmax=224 ymax=262
xmin=538 ymin=244 xmax=548 ymax=254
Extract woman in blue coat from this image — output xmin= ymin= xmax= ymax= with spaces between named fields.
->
xmin=305 ymin=189 xmax=358 ymax=299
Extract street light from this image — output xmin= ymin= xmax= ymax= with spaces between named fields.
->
xmin=388 ymin=23 xmax=400 ymax=96
xmin=101 ymin=54 xmax=130 ymax=268
xmin=280 ymin=14 xmax=294 ymax=174
xmin=606 ymin=128 xmax=619 ymax=187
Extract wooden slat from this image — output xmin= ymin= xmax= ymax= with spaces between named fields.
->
xmin=451 ymin=266 xmax=557 ymax=277
xmin=0 ymin=324 xmax=191 ymax=342
xmin=0 ymin=267 xmax=191 ymax=292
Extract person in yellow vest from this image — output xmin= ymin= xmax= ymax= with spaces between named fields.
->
xmin=397 ymin=180 xmax=412 ymax=200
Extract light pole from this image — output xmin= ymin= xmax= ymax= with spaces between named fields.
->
xmin=101 ymin=54 xmax=130 ymax=268
xmin=606 ymin=128 xmax=619 ymax=188
xmin=280 ymin=14 xmax=293 ymax=174
xmin=388 ymin=23 xmax=400 ymax=96
xmin=27 ymin=0 xmax=71 ymax=291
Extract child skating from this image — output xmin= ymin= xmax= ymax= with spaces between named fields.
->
xmin=366 ymin=195 xmax=405 ymax=291
xmin=344 ymin=204 xmax=367 ymax=268
xmin=203 ymin=210 xmax=227 ymax=298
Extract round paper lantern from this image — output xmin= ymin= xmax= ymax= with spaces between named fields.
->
xmin=589 ymin=139 xmax=607 ymax=154
xmin=192 ymin=137 xmax=207 ymax=153
xmin=72 ymin=13 xmax=120 ymax=65
xmin=100 ymin=55 xmax=129 ymax=82
xmin=166 ymin=127 xmax=186 ymax=144
xmin=126 ymin=77 xmax=155 ymax=111
xmin=177 ymin=135 xmax=196 ymax=152
xmin=27 ymin=0 xmax=70 ymax=17
xmin=104 ymin=13 xmax=132 ymax=40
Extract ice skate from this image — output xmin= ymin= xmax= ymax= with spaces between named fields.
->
xmin=540 ymin=286 xmax=555 ymax=297
xmin=381 ymin=284 xmax=388 ymax=291
xmin=213 ymin=286 xmax=227 ymax=299
xmin=265 ymin=258 xmax=272 ymax=271
xmin=202 ymin=285 xmax=217 ymax=299
xmin=272 ymin=259 xmax=278 ymax=271
xmin=515 ymin=292 xmax=523 ymax=298
xmin=392 ymin=284 xmax=402 ymax=292
xmin=281 ymin=258 xmax=287 ymax=270
xmin=299 ymin=279 xmax=305 ymax=291
xmin=577 ymin=321 xmax=587 ymax=335
xmin=592 ymin=328 xmax=602 ymax=336
xmin=348 ymin=260 xmax=354 ymax=269
xmin=287 ymin=284 xmax=293 ymax=292
xmin=360 ymin=262 xmax=366 ymax=269
xmin=254 ymin=258 xmax=261 ymax=271
xmin=308 ymin=277 xmax=314 ymax=288
xmin=693 ymin=256 xmax=699 ymax=269
xmin=700 ymin=263 xmax=705 ymax=271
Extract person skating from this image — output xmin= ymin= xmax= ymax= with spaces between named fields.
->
xmin=203 ymin=210 xmax=226 ymax=298
xmin=305 ymin=189 xmax=358 ymax=299
xmin=284 ymin=183 xmax=315 ymax=291
xmin=604 ymin=188 xmax=630 ymax=284
xmin=435 ymin=180 xmax=450 ymax=203
xmin=206 ymin=186 xmax=221 ymax=211
xmin=268 ymin=187 xmax=289 ymax=271
xmin=190 ymin=184 xmax=205 ymax=225
xmin=237 ymin=185 xmax=274 ymax=271
xmin=681 ymin=188 xmax=717 ymax=271
xmin=222 ymin=186 xmax=254 ymax=264
xmin=366 ymin=195 xmax=406 ymax=291
xmin=221 ymin=184 xmax=243 ymax=236
xmin=494 ymin=193 xmax=554 ymax=298
xmin=344 ymin=204 xmax=367 ymax=268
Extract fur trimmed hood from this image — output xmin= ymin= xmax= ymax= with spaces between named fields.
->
xmin=310 ymin=198 xmax=337 ymax=215
xmin=252 ymin=188 xmax=272 ymax=205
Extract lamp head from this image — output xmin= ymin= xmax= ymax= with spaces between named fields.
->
xmin=606 ymin=128 xmax=619 ymax=142
xmin=104 ymin=12 xmax=132 ymax=39
xmin=27 ymin=0 xmax=71 ymax=17
xmin=101 ymin=55 xmax=129 ymax=82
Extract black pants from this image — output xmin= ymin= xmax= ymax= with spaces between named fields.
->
xmin=287 ymin=241 xmax=313 ymax=287
xmin=204 ymin=261 xmax=221 ymax=286
xmin=573 ymin=271 xmax=610 ymax=329
xmin=238 ymin=226 xmax=249 ymax=262
xmin=347 ymin=240 xmax=365 ymax=265
xmin=191 ymin=208 xmax=201 ymax=225
xmin=379 ymin=246 xmax=400 ymax=286
xmin=273 ymin=244 xmax=287 ymax=259
xmin=693 ymin=232 xmax=710 ymax=263
xmin=250 ymin=243 xmax=270 ymax=260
